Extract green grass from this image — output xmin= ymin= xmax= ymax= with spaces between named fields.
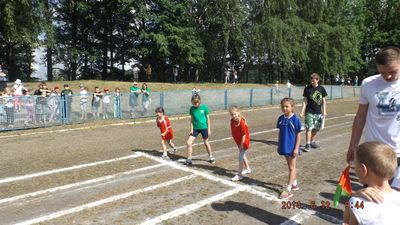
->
xmin=20 ymin=80 xmax=271 ymax=93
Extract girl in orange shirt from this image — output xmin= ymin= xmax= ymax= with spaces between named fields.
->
xmin=155 ymin=107 xmax=177 ymax=159
xmin=229 ymin=106 xmax=251 ymax=181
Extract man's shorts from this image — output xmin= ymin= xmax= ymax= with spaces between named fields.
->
xmin=191 ymin=129 xmax=209 ymax=139
xmin=305 ymin=113 xmax=322 ymax=131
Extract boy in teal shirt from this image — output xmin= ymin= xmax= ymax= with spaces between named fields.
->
xmin=186 ymin=94 xmax=215 ymax=165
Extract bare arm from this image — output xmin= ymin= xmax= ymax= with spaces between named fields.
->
xmin=300 ymin=97 xmax=307 ymax=117
xmin=322 ymin=97 xmax=327 ymax=116
xmin=346 ymin=104 xmax=368 ymax=163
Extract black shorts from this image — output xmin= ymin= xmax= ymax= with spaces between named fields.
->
xmin=191 ymin=129 xmax=209 ymax=139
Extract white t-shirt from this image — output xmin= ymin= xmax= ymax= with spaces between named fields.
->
xmin=80 ymin=90 xmax=88 ymax=103
xmin=13 ymin=84 xmax=24 ymax=95
xmin=359 ymin=74 xmax=400 ymax=157
xmin=350 ymin=191 xmax=400 ymax=225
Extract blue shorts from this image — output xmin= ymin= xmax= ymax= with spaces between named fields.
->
xmin=191 ymin=129 xmax=209 ymax=139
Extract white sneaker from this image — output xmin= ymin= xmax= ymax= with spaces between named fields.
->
xmin=231 ymin=174 xmax=243 ymax=181
xmin=242 ymin=169 xmax=252 ymax=175
xmin=161 ymin=155 xmax=170 ymax=160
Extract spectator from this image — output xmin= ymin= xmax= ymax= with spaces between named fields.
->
xmin=79 ymin=84 xmax=88 ymax=121
xmin=102 ymin=87 xmax=111 ymax=119
xmin=92 ymin=86 xmax=103 ymax=119
xmin=0 ymin=67 xmax=7 ymax=92
xmin=12 ymin=79 xmax=26 ymax=112
xmin=191 ymin=87 xmax=200 ymax=96
xmin=48 ymin=86 xmax=61 ymax=123
xmin=114 ymin=87 xmax=122 ymax=119
xmin=23 ymin=89 xmax=35 ymax=125
xmin=3 ymin=87 xmax=14 ymax=127
xmin=132 ymin=64 xmax=140 ymax=82
xmin=34 ymin=82 xmax=51 ymax=123
xmin=129 ymin=81 xmax=141 ymax=118
xmin=144 ymin=64 xmax=152 ymax=82
xmin=141 ymin=83 xmax=151 ymax=115
xmin=173 ymin=66 xmax=178 ymax=83
xmin=61 ymin=84 xmax=73 ymax=123
xmin=224 ymin=68 xmax=230 ymax=84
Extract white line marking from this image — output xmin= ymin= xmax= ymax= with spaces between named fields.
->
xmin=14 ymin=174 xmax=197 ymax=225
xmin=0 ymin=153 xmax=141 ymax=185
xmin=280 ymin=209 xmax=342 ymax=225
xmin=137 ymin=149 xmax=345 ymax=224
xmin=0 ymin=164 xmax=164 ymax=205
xmin=140 ymin=187 xmax=247 ymax=225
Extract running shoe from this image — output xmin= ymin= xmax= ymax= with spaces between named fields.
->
xmin=231 ymin=174 xmax=243 ymax=181
xmin=279 ymin=190 xmax=293 ymax=200
xmin=291 ymin=184 xmax=300 ymax=191
xmin=242 ymin=169 xmax=252 ymax=175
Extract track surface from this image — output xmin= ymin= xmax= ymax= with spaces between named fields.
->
xmin=0 ymin=100 xmax=359 ymax=225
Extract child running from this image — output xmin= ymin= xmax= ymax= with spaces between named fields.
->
xmin=155 ymin=107 xmax=177 ymax=159
xmin=185 ymin=94 xmax=214 ymax=165
xmin=277 ymin=97 xmax=303 ymax=199
xmin=229 ymin=106 xmax=252 ymax=181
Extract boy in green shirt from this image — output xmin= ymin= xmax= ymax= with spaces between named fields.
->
xmin=186 ymin=94 xmax=215 ymax=165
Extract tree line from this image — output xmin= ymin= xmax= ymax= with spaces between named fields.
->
xmin=0 ymin=0 xmax=399 ymax=84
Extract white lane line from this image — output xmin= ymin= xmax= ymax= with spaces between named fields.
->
xmin=280 ymin=210 xmax=342 ymax=225
xmin=0 ymin=153 xmax=141 ymax=185
xmin=137 ymin=149 xmax=344 ymax=224
xmin=140 ymin=187 xmax=247 ymax=225
xmin=0 ymin=164 xmax=164 ymax=205
xmin=14 ymin=174 xmax=197 ymax=225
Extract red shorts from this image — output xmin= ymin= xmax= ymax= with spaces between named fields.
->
xmin=162 ymin=131 xmax=174 ymax=141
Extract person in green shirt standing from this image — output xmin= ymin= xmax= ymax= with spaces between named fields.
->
xmin=185 ymin=94 xmax=215 ymax=165
xmin=129 ymin=81 xmax=141 ymax=118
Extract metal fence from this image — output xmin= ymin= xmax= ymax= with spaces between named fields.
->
xmin=0 ymin=85 xmax=360 ymax=131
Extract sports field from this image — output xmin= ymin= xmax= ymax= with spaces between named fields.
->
xmin=0 ymin=99 xmax=360 ymax=225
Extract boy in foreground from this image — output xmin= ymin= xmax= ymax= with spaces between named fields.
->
xmin=344 ymin=141 xmax=400 ymax=225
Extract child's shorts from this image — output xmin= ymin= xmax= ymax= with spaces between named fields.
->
xmin=191 ymin=129 xmax=208 ymax=139
xmin=305 ymin=113 xmax=322 ymax=131
xmin=162 ymin=131 xmax=174 ymax=141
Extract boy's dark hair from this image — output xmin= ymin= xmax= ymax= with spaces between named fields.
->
xmin=64 ymin=84 xmax=69 ymax=87
xmin=191 ymin=94 xmax=201 ymax=102
xmin=375 ymin=46 xmax=400 ymax=65
xmin=155 ymin=107 xmax=165 ymax=114
xmin=356 ymin=141 xmax=397 ymax=179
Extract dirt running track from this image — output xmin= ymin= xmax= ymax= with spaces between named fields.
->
xmin=0 ymin=99 xmax=360 ymax=225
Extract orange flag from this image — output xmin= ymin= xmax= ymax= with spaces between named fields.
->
xmin=333 ymin=165 xmax=353 ymax=207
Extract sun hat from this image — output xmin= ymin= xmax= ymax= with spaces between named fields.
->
xmin=15 ymin=79 xmax=22 ymax=85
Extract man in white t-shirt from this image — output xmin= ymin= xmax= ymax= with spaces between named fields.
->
xmin=347 ymin=46 xmax=400 ymax=189
xmin=132 ymin=64 xmax=140 ymax=82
